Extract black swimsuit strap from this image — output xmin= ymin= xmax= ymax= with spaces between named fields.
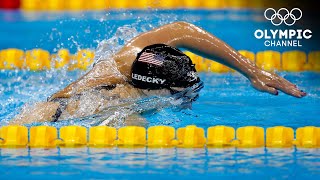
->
xmin=50 ymin=98 xmax=68 ymax=122
xmin=48 ymin=84 xmax=117 ymax=122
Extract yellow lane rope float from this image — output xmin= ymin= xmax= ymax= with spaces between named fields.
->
xmin=17 ymin=0 xmax=293 ymax=11
xmin=0 ymin=48 xmax=319 ymax=72
xmin=0 ymin=125 xmax=319 ymax=148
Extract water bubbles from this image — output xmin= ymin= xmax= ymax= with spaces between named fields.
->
xmin=68 ymin=35 xmax=82 ymax=52
xmin=1 ymin=10 xmax=187 ymax=126
xmin=85 ymin=28 xmax=91 ymax=34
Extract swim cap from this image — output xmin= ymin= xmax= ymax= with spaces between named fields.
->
xmin=131 ymin=44 xmax=200 ymax=90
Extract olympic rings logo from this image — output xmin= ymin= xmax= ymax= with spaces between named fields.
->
xmin=264 ymin=8 xmax=302 ymax=26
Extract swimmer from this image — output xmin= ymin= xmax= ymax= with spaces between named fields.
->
xmin=11 ymin=22 xmax=306 ymax=125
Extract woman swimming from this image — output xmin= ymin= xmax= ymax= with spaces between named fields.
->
xmin=11 ymin=21 xmax=306 ymax=125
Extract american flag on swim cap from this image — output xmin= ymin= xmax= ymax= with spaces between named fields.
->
xmin=138 ymin=52 xmax=165 ymax=66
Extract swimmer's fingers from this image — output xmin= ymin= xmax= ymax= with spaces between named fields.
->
xmin=268 ymin=78 xmax=306 ymax=98
xmin=264 ymin=86 xmax=279 ymax=95
xmin=250 ymin=79 xmax=278 ymax=95
xmin=251 ymin=70 xmax=306 ymax=98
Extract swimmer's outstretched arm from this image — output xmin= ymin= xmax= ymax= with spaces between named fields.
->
xmin=128 ymin=21 xmax=305 ymax=98
xmin=51 ymin=21 xmax=305 ymax=99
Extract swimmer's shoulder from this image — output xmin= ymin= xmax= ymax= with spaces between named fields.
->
xmin=111 ymin=45 xmax=143 ymax=78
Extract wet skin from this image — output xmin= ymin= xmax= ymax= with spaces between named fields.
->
xmin=11 ymin=21 xmax=306 ymax=124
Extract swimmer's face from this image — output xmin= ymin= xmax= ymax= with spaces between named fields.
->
xmin=141 ymin=85 xmax=202 ymax=110
xmin=141 ymin=89 xmax=172 ymax=97
xmin=141 ymin=86 xmax=191 ymax=97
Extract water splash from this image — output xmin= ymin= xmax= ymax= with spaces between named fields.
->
xmin=22 ymin=81 xmax=203 ymax=128
xmin=25 ymin=96 xmax=175 ymax=128
xmin=1 ymin=10 xmax=219 ymax=127
xmin=94 ymin=25 xmax=139 ymax=65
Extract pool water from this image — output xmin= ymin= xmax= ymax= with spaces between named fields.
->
xmin=1 ymin=71 xmax=319 ymax=128
xmin=1 ymin=71 xmax=319 ymax=179
xmin=0 ymin=9 xmax=320 ymax=179
xmin=0 ymin=147 xmax=319 ymax=179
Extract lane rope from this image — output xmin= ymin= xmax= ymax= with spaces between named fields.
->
xmin=0 ymin=125 xmax=319 ymax=148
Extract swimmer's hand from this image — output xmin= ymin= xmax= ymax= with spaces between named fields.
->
xmin=249 ymin=70 xmax=306 ymax=98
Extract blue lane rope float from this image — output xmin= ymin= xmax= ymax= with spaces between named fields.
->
xmin=0 ymin=125 xmax=319 ymax=148
xmin=0 ymin=48 xmax=320 ymax=72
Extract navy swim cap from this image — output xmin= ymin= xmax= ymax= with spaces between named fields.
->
xmin=131 ymin=44 xmax=200 ymax=90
